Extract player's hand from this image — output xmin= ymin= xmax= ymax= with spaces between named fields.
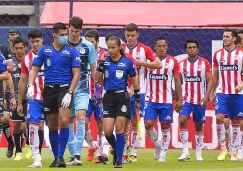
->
xmin=209 ymin=93 xmax=216 ymax=105
xmin=10 ymin=97 xmax=17 ymax=110
xmin=61 ymin=92 xmax=72 ymax=109
xmin=3 ymin=98 xmax=7 ymax=110
xmin=27 ymin=84 xmax=34 ymax=100
xmin=17 ymin=104 xmax=24 ymax=117
xmin=175 ymin=99 xmax=183 ymax=113
xmin=92 ymin=82 xmax=102 ymax=106
xmin=100 ymin=52 xmax=108 ymax=61
xmin=135 ymin=59 xmax=144 ymax=67
xmin=201 ymin=96 xmax=208 ymax=107
xmin=235 ymin=82 xmax=243 ymax=92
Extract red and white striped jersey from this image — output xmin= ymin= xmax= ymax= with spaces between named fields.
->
xmin=21 ymin=50 xmax=44 ymax=100
xmin=213 ymin=47 xmax=243 ymax=95
xmin=88 ymin=48 xmax=107 ymax=98
xmin=146 ymin=55 xmax=180 ymax=104
xmin=122 ymin=42 xmax=156 ymax=94
xmin=179 ymin=57 xmax=212 ymax=105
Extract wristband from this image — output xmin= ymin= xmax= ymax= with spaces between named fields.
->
xmin=68 ymin=90 xmax=73 ymax=95
xmin=134 ymin=89 xmax=140 ymax=102
xmin=97 ymin=61 xmax=105 ymax=72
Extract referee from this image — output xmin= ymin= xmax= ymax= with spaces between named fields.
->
xmin=95 ymin=36 xmax=140 ymax=168
xmin=27 ymin=22 xmax=80 ymax=168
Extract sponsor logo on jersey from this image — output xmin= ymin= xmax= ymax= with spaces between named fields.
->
xmin=149 ymin=74 xmax=168 ymax=80
xmin=184 ymin=76 xmax=202 ymax=82
xmin=220 ymin=65 xmax=238 ymax=71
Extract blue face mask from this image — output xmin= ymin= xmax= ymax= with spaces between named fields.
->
xmin=54 ymin=34 xmax=67 ymax=46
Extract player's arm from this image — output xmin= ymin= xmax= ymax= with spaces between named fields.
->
xmin=18 ymin=57 xmax=28 ymax=108
xmin=69 ymin=48 xmax=81 ymax=92
xmin=90 ymin=62 xmax=96 ymax=81
xmin=205 ymin=72 xmax=213 ymax=99
xmin=88 ymin=43 xmax=98 ymax=80
xmin=6 ymin=59 xmax=13 ymax=73
xmin=173 ymin=59 xmax=183 ymax=112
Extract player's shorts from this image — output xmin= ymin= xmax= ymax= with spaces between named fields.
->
xmin=11 ymin=100 xmax=27 ymax=122
xmin=179 ymin=101 xmax=206 ymax=123
xmin=102 ymin=90 xmax=131 ymax=119
xmin=0 ymin=97 xmax=3 ymax=114
xmin=144 ymin=101 xmax=173 ymax=123
xmin=215 ymin=93 xmax=243 ymax=119
xmin=70 ymin=92 xmax=89 ymax=118
xmin=130 ymin=93 xmax=145 ymax=119
xmin=43 ymin=83 xmax=72 ymax=115
xmin=26 ymin=99 xmax=45 ymax=124
xmin=86 ymin=99 xmax=103 ymax=121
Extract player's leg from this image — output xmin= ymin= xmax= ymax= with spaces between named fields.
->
xmin=85 ymin=99 xmax=97 ymax=162
xmin=238 ymin=119 xmax=243 ymax=160
xmin=144 ymin=101 xmax=160 ymax=160
xmin=73 ymin=93 xmax=89 ymax=165
xmin=178 ymin=102 xmax=191 ymax=161
xmin=39 ymin=119 xmax=45 ymax=155
xmin=215 ymin=93 xmax=229 ymax=161
xmin=192 ymin=104 xmax=206 ymax=162
xmin=158 ymin=103 xmax=173 ymax=162
xmin=27 ymin=99 xmax=43 ymax=168
xmin=122 ymin=119 xmax=131 ymax=163
xmin=224 ymin=117 xmax=232 ymax=157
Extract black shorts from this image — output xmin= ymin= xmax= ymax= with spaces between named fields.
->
xmin=43 ymin=83 xmax=71 ymax=115
xmin=11 ymin=100 xmax=27 ymax=122
xmin=102 ymin=90 xmax=131 ymax=119
xmin=0 ymin=96 xmax=3 ymax=114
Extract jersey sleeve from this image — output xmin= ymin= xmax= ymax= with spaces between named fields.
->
xmin=71 ymin=48 xmax=81 ymax=68
xmin=32 ymin=47 xmax=44 ymax=67
xmin=21 ymin=56 xmax=28 ymax=74
xmin=213 ymin=52 xmax=218 ymax=68
xmin=127 ymin=59 xmax=136 ymax=77
xmin=205 ymin=59 xmax=212 ymax=72
xmin=88 ymin=43 xmax=98 ymax=65
xmin=172 ymin=59 xmax=180 ymax=76
xmin=144 ymin=45 xmax=156 ymax=61
xmin=0 ymin=53 xmax=7 ymax=73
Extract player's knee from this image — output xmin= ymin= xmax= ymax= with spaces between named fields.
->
xmin=59 ymin=118 xmax=69 ymax=128
xmin=144 ymin=121 xmax=153 ymax=131
xmin=104 ymin=130 xmax=113 ymax=137
xmin=161 ymin=123 xmax=170 ymax=130
xmin=13 ymin=123 xmax=21 ymax=131
xmin=224 ymin=119 xmax=230 ymax=129
xmin=179 ymin=120 xmax=187 ymax=129
xmin=216 ymin=114 xmax=224 ymax=124
xmin=97 ymin=121 xmax=103 ymax=132
xmin=195 ymin=123 xmax=203 ymax=132
xmin=231 ymin=119 xmax=239 ymax=125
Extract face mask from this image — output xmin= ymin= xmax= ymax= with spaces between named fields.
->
xmin=54 ymin=34 xmax=67 ymax=46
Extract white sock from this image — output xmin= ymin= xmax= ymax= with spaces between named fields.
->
xmin=225 ymin=125 xmax=232 ymax=152
xmin=217 ymin=123 xmax=226 ymax=149
xmin=102 ymin=132 xmax=110 ymax=157
xmin=195 ymin=132 xmax=204 ymax=154
xmin=232 ymin=125 xmax=240 ymax=153
xmin=161 ymin=129 xmax=170 ymax=155
xmin=123 ymin=132 xmax=129 ymax=155
xmin=180 ymin=129 xmax=189 ymax=154
xmin=131 ymin=128 xmax=140 ymax=156
xmin=85 ymin=129 xmax=96 ymax=149
xmin=148 ymin=128 xmax=160 ymax=147
xmin=29 ymin=124 xmax=41 ymax=162
xmin=239 ymin=131 xmax=243 ymax=155
xmin=96 ymin=132 xmax=103 ymax=156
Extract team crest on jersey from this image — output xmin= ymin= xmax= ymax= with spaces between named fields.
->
xmin=80 ymin=48 xmax=85 ymax=54
xmin=218 ymin=56 xmax=225 ymax=63
xmin=164 ymin=63 xmax=170 ymax=68
xmin=234 ymin=55 xmax=239 ymax=60
xmin=135 ymin=52 xmax=140 ymax=59
xmin=18 ymin=63 xmax=21 ymax=68
xmin=197 ymin=65 xmax=202 ymax=71
xmin=118 ymin=63 xmax=126 ymax=67
xmin=105 ymin=70 xmax=109 ymax=78
xmin=116 ymin=70 xmax=123 ymax=79
xmin=46 ymin=59 xmax=51 ymax=66
xmin=44 ymin=49 xmax=52 ymax=53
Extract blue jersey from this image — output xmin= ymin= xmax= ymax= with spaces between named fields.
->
xmin=0 ymin=53 xmax=7 ymax=96
xmin=67 ymin=38 xmax=97 ymax=94
xmin=101 ymin=56 xmax=136 ymax=91
xmin=32 ymin=44 xmax=80 ymax=85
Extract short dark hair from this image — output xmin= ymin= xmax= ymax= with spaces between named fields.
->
xmin=235 ymin=36 xmax=242 ymax=45
xmin=13 ymin=36 xmax=27 ymax=47
xmin=224 ymin=29 xmax=237 ymax=38
xmin=53 ymin=22 xmax=67 ymax=34
xmin=105 ymin=33 xmax=117 ymax=42
xmin=85 ymin=29 xmax=99 ymax=41
xmin=125 ymin=23 xmax=139 ymax=32
xmin=69 ymin=16 xmax=83 ymax=29
xmin=184 ymin=40 xmax=199 ymax=49
xmin=154 ymin=36 xmax=168 ymax=46
xmin=28 ymin=28 xmax=43 ymax=39
xmin=237 ymin=30 xmax=243 ymax=35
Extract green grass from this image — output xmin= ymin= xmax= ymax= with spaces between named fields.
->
xmin=0 ymin=148 xmax=242 ymax=171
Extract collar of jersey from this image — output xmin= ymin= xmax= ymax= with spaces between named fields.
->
xmin=187 ymin=56 xmax=199 ymax=64
xmin=52 ymin=44 xmax=65 ymax=52
xmin=126 ymin=42 xmax=138 ymax=50
xmin=109 ymin=55 xmax=123 ymax=63
xmin=68 ymin=38 xmax=82 ymax=47
xmin=224 ymin=46 xmax=236 ymax=53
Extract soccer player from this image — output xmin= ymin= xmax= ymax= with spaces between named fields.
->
xmin=64 ymin=17 xmax=98 ymax=166
xmin=178 ymin=40 xmax=212 ymax=162
xmin=211 ymin=29 xmax=243 ymax=161
xmin=27 ymin=22 xmax=80 ymax=167
xmin=17 ymin=29 xmax=45 ymax=168
xmin=95 ymin=36 xmax=140 ymax=168
xmin=144 ymin=36 xmax=183 ymax=162
xmin=84 ymin=29 xmax=109 ymax=163
xmin=9 ymin=36 xmax=32 ymax=161
xmin=121 ymin=23 xmax=162 ymax=163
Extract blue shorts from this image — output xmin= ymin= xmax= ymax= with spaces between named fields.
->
xmin=70 ymin=92 xmax=89 ymax=118
xmin=26 ymin=99 xmax=44 ymax=124
xmin=130 ymin=93 xmax=145 ymax=118
xmin=215 ymin=93 xmax=243 ymax=119
xmin=86 ymin=99 xmax=103 ymax=121
xmin=179 ymin=102 xmax=206 ymax=123
xmin=144 ymin=102 xmax=173 ymax=122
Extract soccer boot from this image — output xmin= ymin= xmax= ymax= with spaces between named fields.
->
xmin=24 ymin=144 xmax=32 ymax=159
xmin=74 ymin=155 xmax=83 ymax=166
xmin=57 ymin=157 xmax=66 ymax=168
xmin=128 ymin=155 xmax=137 ymax=163
xmin=86 ymin=146 xmax=98 ymax=162
xmin=153 ymin=143 xmax=162 ymax=160
xmin=66 ymin=157 xmax=75 ymax=166
xmin=178 ymin=153 xmax=190 ymax=161
xmin=13 ymin=152 xmax=23 ymax=161
xmin=28 ymin=161 xmax=42 ymax=168
xmin=217 ymin=148 xmax=228 ymax=161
